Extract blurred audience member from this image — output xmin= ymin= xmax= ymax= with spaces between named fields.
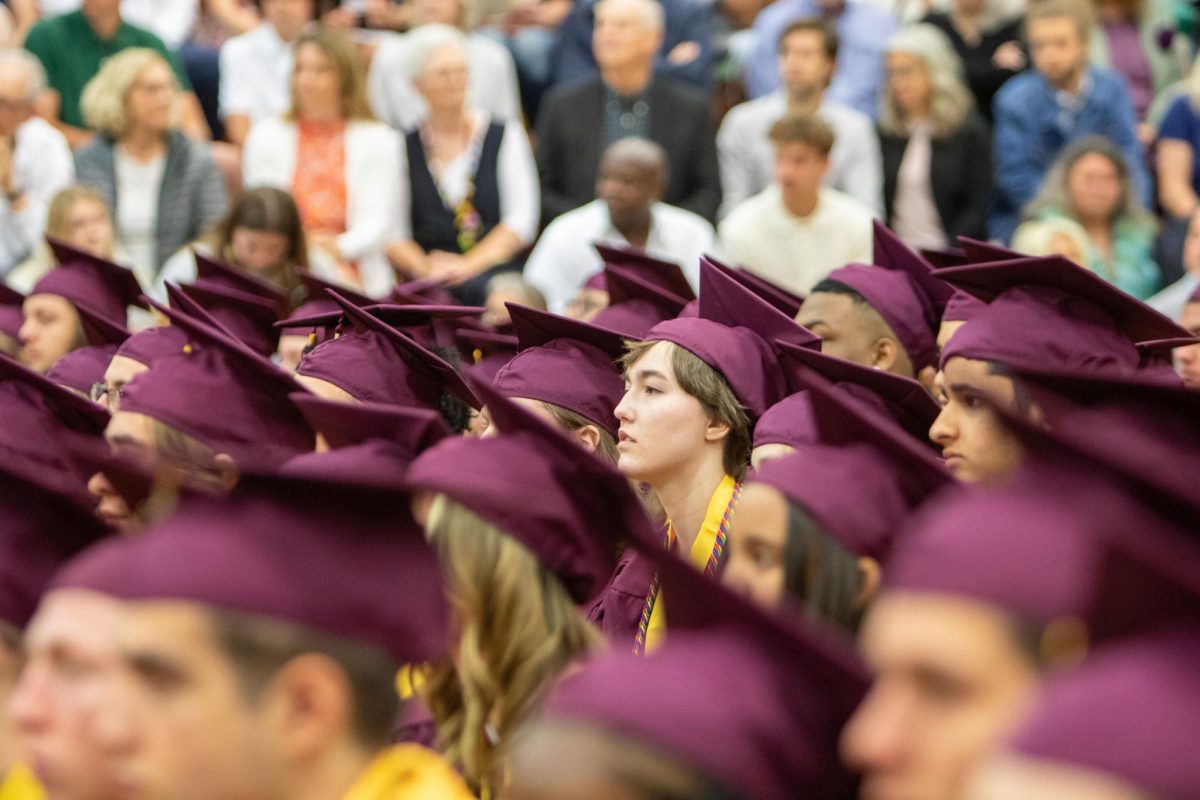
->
xmin=525 ymin=137 xmax=711 ymax=313
xmin=480 ymin=0 xmax=572 ymax=117
xmin=369 ymin=0 xmax=521 ymax=131
xmin=746 ymin=0 xmax=898 ymax=115
xmin=879 ymin=24 xmax=991 ymax=249
xmin=74 ymin=48 xmax=227 ymax=287
xmin=385 ymin=25 xmax=538 ymax=306
xmin=536 ymin=0 xmax=720 ymax=223
xmin=481 ymin=271 xmax=547 ymax=327
xmin=243 ymin=28 xmax=400 ymax=296
xmin=718 ymin=18 xmax=882 ymax=218
xmin=718 ymin=112 xmax=872 ymax=294
xmin=6 ymin=183 xmax=119 ymax=291
xmin=1090 ymin=0 xmax=1188 ymax=124
xmin=0 ymin=49 xmax=74 ymax=277
xmin=1154 ymin=58 xmax=1200 ymax=283
xmin=990 ymin=0 xmax=1147 ymax=243
xmin=1021 ymin=134 xmax=1159 ymax=298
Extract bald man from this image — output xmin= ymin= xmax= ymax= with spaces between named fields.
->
xmin=524 ymin=136 xmax=713 ymax=313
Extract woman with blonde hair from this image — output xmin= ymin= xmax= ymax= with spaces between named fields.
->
xmin=73 ymin=48 xmax=228 ymax=289
xmin=406 ymin=383 xmax=639 ymax=798
xmin=1022 ymin=134 xmax=1160 ymax=298
xmin=243 ymin=28 xmax=401 ymax=298
xmin=878 ymin=23 xmax=991 ymax=248
xmin=6 ymin=184 xmax=123 ymax=293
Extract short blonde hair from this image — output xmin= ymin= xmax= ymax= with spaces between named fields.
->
xmin=80 ymin=48 xmax=178 ymax=138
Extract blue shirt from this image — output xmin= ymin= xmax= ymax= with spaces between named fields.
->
xmin=989 ymin=67 xmax=1148 ymax=244
xmin=1158 ymin=94 xmax=1200 ymax=195
xmin=744 ymin=0 xmax=898 ymax=116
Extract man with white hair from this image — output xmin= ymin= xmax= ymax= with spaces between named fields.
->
xmin=535 ymin=0 xmax=720 ymax=224
xmin=0 ymin=48 xmax=72 ymax=277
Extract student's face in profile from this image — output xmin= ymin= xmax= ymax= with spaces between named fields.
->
xmin=19 ymin=294 xmax=81 ymax=373
xmin=722 ymin=482 xmax=789 ymax=612
xmin=91 ymin=601 xmax=274 ymax=800
xmin=929 ymin=357 xmax=1025 ymax=484
xmin=8 ymin=590 xmax=126 ymax=800
xmin=964 ymin=753 xmax=1154 ymax=800
xmin=275 ymin=334 xmax=309 ymax=374
xmin=797 ymin=292 xmax=884 ymax=371
xmin=614 ymin=342 xmax=715 ymax=486
xmin=778 ymin=30 xmax=833 ymax=95
xmin=842 ymin=592 xmax=1041 ymax=800
xmin=1028 ymin=15 xmax=1088 ymax=88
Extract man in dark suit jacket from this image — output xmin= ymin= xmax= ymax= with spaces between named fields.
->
xmin=535 ymin=0 xmax=721 ymax=225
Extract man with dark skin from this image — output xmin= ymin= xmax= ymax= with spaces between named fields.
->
xmin=526 ymin=136 xmax=712 ymax=314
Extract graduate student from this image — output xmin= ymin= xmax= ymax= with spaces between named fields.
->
xmin=405 ymin=382 xmax=648 ymax=797
xmin=931 ymin=255 xmax=1190 ymax=483
xmin=40 ymin=470 xmax=475 ymax=800
xmin=614 ymin=259 xmax=819 ymax=652
xmin=19 ymin=239 xmax=144 ymax=373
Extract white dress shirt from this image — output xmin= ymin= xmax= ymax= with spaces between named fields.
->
xmin=717 ymin=91 xmax=883 ymax=219
xmin=717 ymin=185 xmax=874 ymax=295
xmin=368 ymin=30 xmax=521 ymax=131
xmin=219 ymin=23 xmax=294 ymax=125
xmin=524 ymin=199 xmax=714 ymax=313
xmin=0 ymin=117 xmax=73 ymax=276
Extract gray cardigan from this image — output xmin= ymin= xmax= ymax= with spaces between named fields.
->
xmin=74 ymin=131 xmax=228 ymax=272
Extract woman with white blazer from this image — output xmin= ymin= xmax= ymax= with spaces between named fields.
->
xmin=242 ymin=28 xmax=400 ymax=298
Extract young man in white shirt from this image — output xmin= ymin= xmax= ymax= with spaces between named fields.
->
xmin=0 ymin=49 xmax=72 ymax=276
xmin=718 ymin=112 xmax=873 ymax=296
xmin=219 ymin=0 xmax=314 ymax=146
xmin=524 ymin=136 xmax=713 ymax=313
xmin=717 ymin=18 xmax=881 ymax=219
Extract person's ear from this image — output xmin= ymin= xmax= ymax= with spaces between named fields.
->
xmin=704 ymin=416 xmax=732 ymax=444
xmin=262 ymin=653 xmax=355 ymax=763
xmin=854 ymin=557 xmax=882 ymax=610
xmin=915 ymin=365 xmax=937 ymax=392
xmin=212 ymin=453 xmax=240 ymax=492
xmin=572 ymin=424 xmax=603 ymax=454
xmin=870 ymin=338 xmax=899 ymax=372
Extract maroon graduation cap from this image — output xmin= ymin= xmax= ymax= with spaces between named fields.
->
xmin=0 ymin=283 xmax=22 ymax=340
xmin=591 ymin=263 xmax=691 ymax=339
xmin=593 ymin=242 xmax=696 ymax=301
xmin=34 ymin=238 xmax=146 ymax=324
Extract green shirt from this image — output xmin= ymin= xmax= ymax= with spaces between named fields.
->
xmin=24 ymin=11 xmax=191 ymax=130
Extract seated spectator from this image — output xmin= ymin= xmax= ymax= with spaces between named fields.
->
xmin=480 ymin=271 xmax=546 ymax=327
xmin=1148 ymin=205 xmax=1200 ymax=319
xmin=990 ymin=0 xmax=1147 ymax=243
xmin=1154 ymin=61 xmax=1200 ymax=284
xmin=922 ymin=0 xmax=1024 ymax=122
xmin=219 ymin=0 xmax=315 ymax=147
xmin=1174 ymin=277 xmax=1200 ymax=388
xmin=6 ymin=183 xmax=120 ymax=291
xmin=555 ymin=0 xmax=713 ymax=91
xmin=717 ymin=18 xmax=882 ymax=218
xmin=34 ymin=0 xmax=202 ymax=50
xmin=746 ymin=0 xmax=897 ymax=115
xmin=243 ymin=28 xmax=400 ymax=297
xmin=384 ymin=25 xmax=538 ymax=305
xmin=23 ymin=0 xmax=210 ymax=148
xmin=0 ymin=49 xmax=74 ymax=278
xmin=1010 ymin=215 xmax=1091 ymax=264
xmin=525 ymin=137 xmax=712 ymax=313
xmin=1090 ymin=0 xmax=1187 ymax=125
xmin=536 ymin=0 xmax=721 ymax=223
xmin=157 ymin=186 xmax=318 ymax=305
xmin=878 ymin=24 xmax=991 ymax=249
xmin=717 ymin=112 xmax=872 ymax=294
xmin=73 ymin=48 xmax=227 ymax=288
xmin=1021 ymin=134 xmax=1159 ymax=298
xmin=368 ymin=0 xmax=521 ymax=132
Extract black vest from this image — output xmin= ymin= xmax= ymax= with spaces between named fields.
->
xmin=405 ymin=122 xmax=505 ymax=254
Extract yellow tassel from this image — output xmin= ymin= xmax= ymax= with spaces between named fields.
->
xmin=473 ymin=348 xmax=483 ymax=364
xmin=182 ymin=343 xmax=193 ymax=355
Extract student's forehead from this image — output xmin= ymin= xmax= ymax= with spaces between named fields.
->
xmin=119 ymin=601 xmax=217 ymax=646
xmin=863 ymin=593 xmax=1017 ymax=668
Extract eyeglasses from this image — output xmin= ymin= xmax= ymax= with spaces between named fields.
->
xmin=89 ymin=382 xmax=124 ymax=410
